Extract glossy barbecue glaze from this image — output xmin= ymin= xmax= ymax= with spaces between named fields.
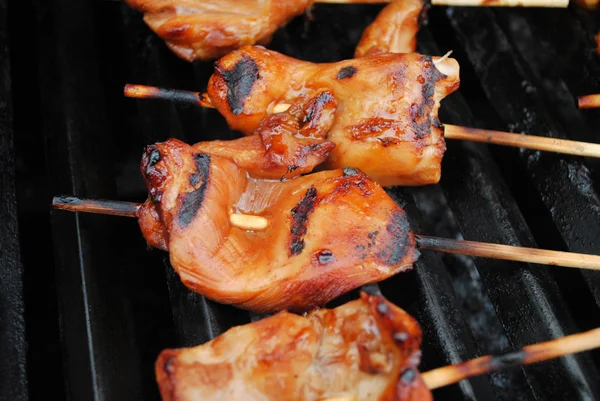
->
xmin=156 ymin=291 xmax=431 ymax=401
xmin=208 ymin=46 xmax=460 ymax=186
xmin=355 ymin=0 xmax=425 ymax=57
xmin=124 ymin=0 xmax=313 ymax=61
xmin=137 ymin=139 xmax=418 ymax=313
xmin=192 ymin=102 xmax=336 ymax=180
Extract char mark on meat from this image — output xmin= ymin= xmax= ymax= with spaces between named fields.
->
xmin=410 ymin=56 xmax=446 ymax=140
xmin=337 ymin=66 xmax=357 ymax=80
xmin=178 ymin=154 xmax=211 ymax=227
xmin=217 ymin=55 xmax=260 ymax=115
xmin=377 ymin=210 xmax=415 ymax=265
xmin=289 ymin=186 xmax=318 ymax=256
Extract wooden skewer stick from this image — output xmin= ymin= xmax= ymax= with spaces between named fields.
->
xmin=52 ymin=196 xmax=600 ymax=270
xmin=429 ymin=0 xmax=567 ymax=6
xmin=577 ymin=94 xmax=600 ymax=109
xmin=415 ymin=235 xmax=600 ymax=271
xmin=314 ymin=0 xmax=568 ymax=6
xmin=123 ymin=84 xmax=214 ymax=108
xmin=422 ymin=327 xmax=600 ymax=390
xmin=52 ymin=196 xmax=270 ymax=231
xmin=320 ymin=396 xmax=355 ymax=401
xmin=229 ymin=213 xmax=270 ymax=231
xmin=124 ymin=85 xmax=600 ymax=160
xmin=52 ymin=196 xmax=140 ymax=217
xmin=444 ymin=124 xmax=600 ymax=158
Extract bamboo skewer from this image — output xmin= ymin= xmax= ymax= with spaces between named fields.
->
xmin=315 ymin=0 xmax=568 ymax=6
xmin=52 ymin=196 xmax=600 ymax=271
xmin=124 ymin=84 xmax=214 ymax=108
xmin=422 ymin=327 xmax=600 ymax=390
xmin=429 ymin=0 xmax=567 ymax=6
xmin=229 ymin=213 xmax=270 ymax=231
xmin=577 ymin=94 xmax=600 ymax=109
xmin=415 ymin=235 xmax=600 ymax=271
xmin=124 ymin=84 xmax=600 ymax=160
xmin=52 ymin=196 xmax=140 ymax=217
xmin=443 ymin=125 xmax=600 ymax=158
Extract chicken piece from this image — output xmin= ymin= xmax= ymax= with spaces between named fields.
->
xmin=124 ymin=0 xmax=313 ymax=61
xmin=156 ymin=290 xmax=432 ymax=401
xmin=137 ymin=139 xmax=418 ymax=313
xmin=355 ymin=0 xmax=425 ymax=57
xmin=207 ymin=46 xmax=460 ymax=186
xmin=193 ymin=97 xmax=336 ymax=180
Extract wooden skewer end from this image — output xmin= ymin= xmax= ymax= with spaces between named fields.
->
xmin=52 ymin=196 xmax=140 ymax=217
xmin=272 ymin=103 xmax=292 ymax=113
xmin=578 ymin=94 xmax=600 ymax=109
xmin=229 ymin=213 xmax=270 ymax=231
xmin=318 ymin=396 xmax=356 ymax=401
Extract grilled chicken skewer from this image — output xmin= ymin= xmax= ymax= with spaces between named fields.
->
xmin=125 ymin=47 xmax=600 ymax=186
xmin=155 ymin=290 xmax=600 ymax=401
xmin=124 ymin=0 xmax=567 ymax=62
xmin=52 ymin=138 xmax=600 ymax=313
xmin=129 ymin=83 xmax=600 ymax=161
xmin=56 ymin=138 xmax=419 ymax=313
xmin=129 ymin=47 xmax=461 ymax=187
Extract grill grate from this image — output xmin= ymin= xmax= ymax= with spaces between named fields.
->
xmin=4 ymin=0 xmax=600 ymax=400
xmin=0 ymin=0 xmax=28 ymax=399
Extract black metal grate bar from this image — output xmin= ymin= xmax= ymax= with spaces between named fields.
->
xmin=0 ymin=0 xmax=28 ymax=399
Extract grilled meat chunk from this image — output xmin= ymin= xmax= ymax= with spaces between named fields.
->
xmin=193 ymin=99 xmax=336 ymax=180
xmin=207 ymin=46 xmax=460 ymax=186
xmin=138 ymin=139 xmax=419 ymax=313
xmin=124 ymin=0 xmax=313 ymax=61
xmin=156 ymin=291 xmax=432 ymax=401
xmin=355 ymin=0 xmax=425 ymax=57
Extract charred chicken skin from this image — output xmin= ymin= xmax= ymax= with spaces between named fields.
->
xmin=207 ymin=46 xmax=460 ymax=186
xmin=355 ymin=0 xmax=425 ymax=57
xmin=124 ymin=0 xmax=313 ymax=61
xmin=138 ymin=139 xmax=419 ymax=313
xmin=156 ymin=291 xmax=432 ymax=401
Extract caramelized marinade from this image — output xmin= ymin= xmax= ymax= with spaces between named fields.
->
xmin=137 ymin=139 xmax=418 ymax=313
xmin=208 ymin=46 xmax=460 ymax=186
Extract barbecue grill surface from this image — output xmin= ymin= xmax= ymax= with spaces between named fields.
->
xmin=3 ymin=1 xmax=600 ymax=400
